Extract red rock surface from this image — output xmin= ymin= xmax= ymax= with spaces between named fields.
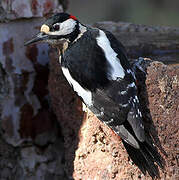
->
xmin=48 ymin=48 xmax=179 ymax=180
xmin=144 ymin=61 xmax=179 ymax=179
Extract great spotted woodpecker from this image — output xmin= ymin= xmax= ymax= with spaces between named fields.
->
xmin=25 ymin=13 xmax=163 ymax=178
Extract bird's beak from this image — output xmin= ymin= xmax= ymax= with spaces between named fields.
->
xmin=24 ymin=32 xmax=49 ymax=46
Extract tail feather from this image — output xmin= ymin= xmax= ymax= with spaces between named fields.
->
xmin=139 ymin=142 xmax=160 ymax=178
xmin=122 ymin=121 xmax=164 ymax=178
xmin=122 ymin=138 xmax=164 ymax=178
xmin=143 ymin=141 xmax=164 ymax=169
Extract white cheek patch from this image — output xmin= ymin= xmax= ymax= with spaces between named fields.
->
xmin=61 ymin=67 xmax=93 ymax=107
xmin=48 ymin=19 xmax=76 ymax=36
xmin=96 ymin=30 xmax=125 ymax=80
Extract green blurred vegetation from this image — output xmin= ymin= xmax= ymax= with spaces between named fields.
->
xmin=68 ymin=0 xmax=179 ymax=27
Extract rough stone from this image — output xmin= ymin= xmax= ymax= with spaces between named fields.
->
xmin=140 ymin=60 xmax=179 ymax=180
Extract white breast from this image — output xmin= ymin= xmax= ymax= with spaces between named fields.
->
xmin=61 ymin=67 xmax=93 ymax=107
xmin=96 ymin=30 xmax=125 ymax=80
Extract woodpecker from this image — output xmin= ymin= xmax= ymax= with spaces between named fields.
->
xmin=25 ymin=13 xmax=163 ymax=177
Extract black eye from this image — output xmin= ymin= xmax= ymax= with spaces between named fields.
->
xmin=53 ymin=24 xmax=60 ymax=31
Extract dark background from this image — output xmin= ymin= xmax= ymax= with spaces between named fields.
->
xmin=68 ymin=0 xmax=179 ymax=26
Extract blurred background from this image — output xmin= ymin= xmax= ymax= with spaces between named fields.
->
xmin=68 ymin=0 xmax=179 ymax=26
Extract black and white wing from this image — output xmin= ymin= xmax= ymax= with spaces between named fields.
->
xmin=94 ymin=29 xmax=145 ymax=148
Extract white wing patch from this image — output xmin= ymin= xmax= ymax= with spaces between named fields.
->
xmin=96 ymin=30 xmax=125 ymax=80
xmin=61 ymin=67 xmax=93 ymax=106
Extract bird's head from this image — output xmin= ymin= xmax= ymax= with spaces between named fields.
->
xmin=25 ymin=13 xmax=84 ymax=46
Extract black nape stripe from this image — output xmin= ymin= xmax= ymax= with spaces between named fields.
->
xmin=68 ymin=22 xmax=80 ymax=42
